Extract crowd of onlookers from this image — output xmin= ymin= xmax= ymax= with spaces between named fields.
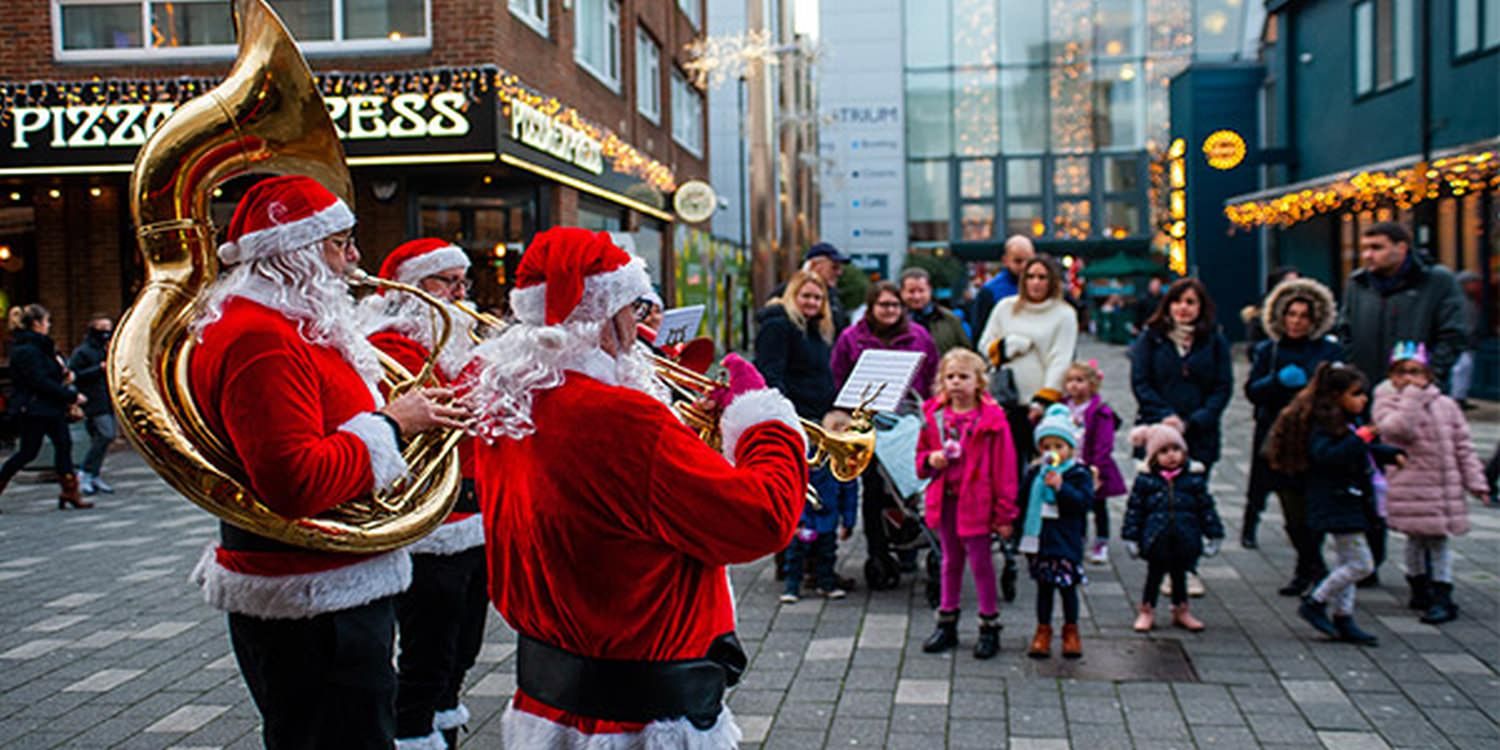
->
xmin=750 ymin=221 xmax=1498 ymax=657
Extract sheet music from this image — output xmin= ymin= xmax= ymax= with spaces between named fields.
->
xmin=834 ymin=350 xmax=926 ymax=412
xmin=655 ymin=304 xmax=705 ymax=347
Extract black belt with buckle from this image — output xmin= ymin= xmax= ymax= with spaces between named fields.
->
xmin=515 ymin=632 xmax=745 ymax=730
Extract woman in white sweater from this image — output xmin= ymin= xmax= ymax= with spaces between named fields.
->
xmin=979 ymin=256 xmax=1080 ymax=409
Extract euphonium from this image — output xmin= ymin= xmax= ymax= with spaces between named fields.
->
xmin=108 ymin=0 xmax=462 ymax=553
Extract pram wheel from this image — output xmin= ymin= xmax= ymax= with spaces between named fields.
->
xmin=864 ymin=554 xmax=901 ymax=591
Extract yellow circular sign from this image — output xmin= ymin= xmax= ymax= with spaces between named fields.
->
xmin=1202 ymin=130 xmax=1246 ymax=170
xmin=673 ymin=180 xmax=718 ymax=223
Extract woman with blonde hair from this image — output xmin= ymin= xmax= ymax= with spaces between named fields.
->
xmin=753 ymin=269 xmax=836 ymax=420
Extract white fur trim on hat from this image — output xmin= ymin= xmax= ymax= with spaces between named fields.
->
xmin=718 ymin=388 xmax=806 ymax=464
xmin=500 ymin=698 xmax=742 ymax=750
xmin=190 ymin=544 xmax=412 ymax=619
xmin=396 ymin=730 xmax=447 ymax=750
xmin=338 ymin=413 xmax=409 ymax=492
xmin=395 ymin=245 xmax=471 ymax=285
xmin=433 ymin=703 xmax=471 ymax=731
xmin=509 ymin=256 xmax=652 ymax=326
xmin=217 ymin=200 xmax=355 ymax=266
xmin=408 ymin=514 xmax=485 ymax=556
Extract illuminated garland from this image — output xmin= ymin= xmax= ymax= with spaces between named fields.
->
xmin=0 ymin=65 xmax=677 ymax=192
xmin=1225 ymin=147 xmax=1497 ymax=230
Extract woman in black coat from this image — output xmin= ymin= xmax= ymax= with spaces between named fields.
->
xmin=1129 ymin=278 xmax=1234 ymax=474
xmin=753 ymin=270 xmax=836 ymax=421
xmin=0 ymin=304 xmax=90 ymax=508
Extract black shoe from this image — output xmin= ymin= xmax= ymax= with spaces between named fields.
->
xmin=835 ymin=574 xmax=857 ymax=592
xmin=1405 ymin=574 xmax=1432 ymax=611
xmin=923 ymin=610 xmax=960 ymax=654
xmin=1278 ymin=576 xmax=1311 ymax=597
xmin=1000 ymin=559 xmax=1018 ymax=603
xmin=1332 ymin=615 xmax=1379 ymax=646
xmin=774 ymin=549 xmax=787 ymax=581
xmin=1355 ymin=572 xmax=1380 ymax=589
xmin=974 ymin=618 xmax=1001 ymax=660
xmin=1420 ymin=582 xmax=1459 ymax=625
xmin=441 ymin=727 xmax=458 ymax=749
xmin=1299 ymin=595 xmax=1337 ymax=637
xmin=1240 ymin=513 xmax=1259 ymax=549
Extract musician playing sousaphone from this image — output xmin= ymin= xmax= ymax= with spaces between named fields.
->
xmin=187 ymin=176 xmax=466 ymax=748
xmin=358 ymin=238 xmax=488 ymax=749
xmin=465 ymin=227 xmax=808 ymax=747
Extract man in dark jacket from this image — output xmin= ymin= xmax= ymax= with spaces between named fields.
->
xmin=899 ymin=267 xmax=971 ymax=354
xmin=68 ymin=314 xmax=115 ymax=495
xmin=972 ymin=235 xmax=1034 ymax=333
xmin=1336 ymin=222 xmax=1468 ymax=393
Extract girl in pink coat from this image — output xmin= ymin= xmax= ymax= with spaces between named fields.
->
xmin=916 ymin=349 xmax=1020 ymax=660
xmin=1373 ymin=341 xmax=1488 ymax=625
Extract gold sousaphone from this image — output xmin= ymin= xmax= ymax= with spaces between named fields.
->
xmin=108 ymin=0 xmax=462 ymax=553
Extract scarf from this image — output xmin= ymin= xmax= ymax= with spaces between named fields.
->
xmin=1370 ymin=252 xmax=1417 ymax=296
xmin=1020 ymin=457 xmax=1077 ymax=553
xmin=1168 ymin=321 xmax=1194 ymax=356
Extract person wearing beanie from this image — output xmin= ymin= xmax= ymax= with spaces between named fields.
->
xmin=359 ymin=237 xmax=489 ymax=749
xmin=1015 ymin=404 xmax=1095 ymax=659
xmin=1121 ymin=422 xmax=1225 ymax=632
xmin=1373 ymin=341 xmax=1488 ymax=625
xmin=464 ymin=227 xmax=809 ymax=747
xmin=187 ymin=175 xmax=467 ymax=748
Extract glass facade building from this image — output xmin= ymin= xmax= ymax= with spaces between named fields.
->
xmin=903 ymin=0 xmax=1253 ymax=248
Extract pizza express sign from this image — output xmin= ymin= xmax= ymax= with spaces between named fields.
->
xmin=1 ymin=83 xmax=496 ymax=170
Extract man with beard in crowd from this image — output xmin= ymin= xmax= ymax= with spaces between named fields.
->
xmin=187 ymin=176 xmax=466 ymax=749
xmin=465 ymin=227 xmax=808 ymax=747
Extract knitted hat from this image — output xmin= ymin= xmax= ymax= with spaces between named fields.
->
xmin=1129 ymin=420 xmax=1187 ymax=464
xmin=1033 ymin=403 xmax=1078 ymax=449
xmin=1389 ymin=340 xmax=1430 ymax=368
xmin=217 ymin=175 xmax=355 ymax=266
xmin=377 ymin=238 xmax=470 ymax=287
xmin=508 ymin=227 xmax=651 ymax=326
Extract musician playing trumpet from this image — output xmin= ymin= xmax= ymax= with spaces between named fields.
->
xmin=359 ymin=238 xmax=489 ymax=749
xmin=187 ymin=176 xmax=466 ymax=749
xmin=465 ymin=227 xmax=808 ymax=747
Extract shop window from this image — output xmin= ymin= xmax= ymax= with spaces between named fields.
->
xmin=959 ymin=159 xmax=994 ymax=200
xmin=509 ymin=0 xmax=547 ymax=36
xmin=1053 ymin=155 xmax=1091 ymax=196
xmin=1104 ymin=154 xmax=1141 ymax=193
xmin=1053 ymin=200 xmax=1092 ymax=240
xmin=961 ymin=203 xmax=995 ymax=241
xmin=575 ymin=0 xmax=621 ymax=90
xmin=1454 ymin=0 xmax=1500 ymax=56
xmin=907 ymin=161 xmax=950 ymax=242
xmin=1005 ymin=158 xmax=1044 ymax=197
xmin=54 ymin=0 xmax=429 ymax=60
xmin=1195 ymin=0 xmax=1246 ymax=59
xmin=1354 ymin=0 xmax=1414 ymax=96
xmin=671 ymin=70 xmax=704 ymax=155
xmin=998 ymin=0 xmax=1046 ymax=64
xmin=636 ymin=28 xmax=661 ymax=124
xmin=1005 ymin=202 xmax=1046 ymax=238
xmin=577 ymin=196 xmax=627 ymax=231
xmin=1103 ymin=199 xmax=1141 ymax=238
xmin=904 ymin=0 xmax=950 ymax=68
xmin=1094 ymin=62 xmax=1142 ymax=149
xmin=676 ymin=0 xmax=700 ymax=29
xmin=905 ymin=72 xmax=953 ymax=158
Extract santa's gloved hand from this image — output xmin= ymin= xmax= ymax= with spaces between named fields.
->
xmin=709 ymin=353 xmax=767 ymax=410
xmin=1276 ymin=364 xmax=1308 ymax=388
xmin=1203 ymin=538 xmax=1221 ymax=558
xmin=1125 ymin=541 xmax=1140 ymax=559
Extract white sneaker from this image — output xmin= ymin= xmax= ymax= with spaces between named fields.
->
xmin=91 ymin=476 xmax=114 ymax=494
xmin=77 ymin=472 xmax=96 ymax=496
xmin=1088 ymin=540 xmax=1109 ymax=565
xmin=779 ymin=592 xmax=799 ymax=604
xmin=819 ymin=588 xmax=847 ymax=600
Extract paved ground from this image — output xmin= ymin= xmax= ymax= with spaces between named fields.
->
xmin=1 ymin=336 xmax=1497 ymax=749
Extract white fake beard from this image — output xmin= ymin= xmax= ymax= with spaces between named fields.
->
xmin=359 ymin=292 xmax=480 ymax=380
xmin=615 ymin=342 xmax=672 ymax=406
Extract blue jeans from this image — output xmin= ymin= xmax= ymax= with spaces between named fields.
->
xmin=81 ymin=413 xmax=115 ymax=477
xmin=784 ymin=532 xmax=837 ymax=594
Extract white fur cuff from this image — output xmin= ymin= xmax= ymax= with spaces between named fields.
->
xmin=339 ymin=412 xmax=408 ymax=492
xmin=190 ymin=544 xmax=412 ymax=619
xmin=501 ymin=699 xmax=742 ymax=750
xmin=396 ymin=245 xmax=471 ymax=285
xmin=396 ymin=729 xmax=447 ymax=750
xmin=408 ymin=515 xmax=485 ymax=556
xmin=433 ymin=703 xmax=471 ymax=730
xmin=218 ymin=200 xmax=355 ymax=265
xmin=510 ymin=256 xmax=651 ymax=326
xmin=719 ymin=388 xmax=806 ymax=463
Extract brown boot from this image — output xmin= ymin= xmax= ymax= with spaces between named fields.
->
xmin=1171 ymin=603 xmax=1205 ymax=632
xmin=1133 ymin=604 xmax=1155 ymax=632
xmin=1027 ymin=624 xmax=1052 ymax=659
xmin=58 ymin=473 xmax=93 ymax=510
xmin=1061 ymin=623 xmax=1082 ymax=659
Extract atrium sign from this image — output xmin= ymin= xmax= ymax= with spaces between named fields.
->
xmin=508 ymin=99 xmax=604 ymax=175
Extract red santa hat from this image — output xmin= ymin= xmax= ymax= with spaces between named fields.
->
xmin=217 ymin=175 xmax=356 ymax=266
xmin=377 ymin=237 xmax=471 ymax=287
xmin=508 ymin=227 xmax=650 ymax=326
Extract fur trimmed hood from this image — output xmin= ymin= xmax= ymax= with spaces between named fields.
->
xmin=1261 ymin=277 xmax=1336 ymax=342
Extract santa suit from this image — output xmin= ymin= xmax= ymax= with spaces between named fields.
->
xmin=367 ymin=324 xmax=489 ymax=748
xmin=477 ymin=351 xmax=807 ymax=748
xmin=189 ymin=294 xmax=409 ymax=749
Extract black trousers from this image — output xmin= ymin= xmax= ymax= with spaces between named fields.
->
xmin=396 ymin=547 xmax=489 ymax=740
xmin=229 ymin=597 xmax=397 ymax=750
xmin=1278 ymin=489 xmax=1328 ymax=582
xmin=1144 ymin=561 xmax=1189 ymax=607
xmin=860 ymin=470 xmax=894 ymax=558
xmin=0 ymin=414 xmax=73 ymax=483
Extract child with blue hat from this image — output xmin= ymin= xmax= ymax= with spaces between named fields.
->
xmin=1015 ymin=404 xmax=1096 ymax=659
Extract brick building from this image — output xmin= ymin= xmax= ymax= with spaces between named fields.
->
xmin=0 ymin=0 xmax=709 ymax=350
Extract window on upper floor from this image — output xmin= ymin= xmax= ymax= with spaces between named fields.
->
xmin=671 ymin=69 xmax=703 ymax=156
xmin=1454 ymin=0 xmax=1500 ymax=57
xmin=677 ymin=0 xmax=701 ymax=28
xmin=575 ymin=0 xmax=621 ymax=91
xmin=636 ymin=28 xmax=661 ymax=123
xmin=53 ymin=0 xmax=429 ymax=61
xmin=1353 ymin=0 xmax=1414 ymax=96
xmin=509 ymin=0 xmax=548 ymax=37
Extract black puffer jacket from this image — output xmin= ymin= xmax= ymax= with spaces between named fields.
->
xmin=1121 ymin=463 xmax=1225 ymax=565
xmin=68 ymin=330 xmax=112 ymax=418
xmin=1304 ymin=425 xmax=1404 ymax=534
xmin=1336 ymin=251 xmax=1467 ymax=390
xmin=753 ymin=303 xmax=836 ymax=420
xmin=1129 ymin=328 xmax=1233 ymax=464
xmin=7 ymin=330 xmax=78 ymax=419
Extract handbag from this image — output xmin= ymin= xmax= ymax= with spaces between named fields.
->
xmin=988 ymin=366 xmax=1019 ymax=406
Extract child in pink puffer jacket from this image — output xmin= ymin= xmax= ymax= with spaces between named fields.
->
xmin=1372 ymin=341 xmax=1488 ymax=625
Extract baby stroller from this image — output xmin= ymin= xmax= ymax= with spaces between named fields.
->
xmin=862 ymin=411 xmax=944 ymax=608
